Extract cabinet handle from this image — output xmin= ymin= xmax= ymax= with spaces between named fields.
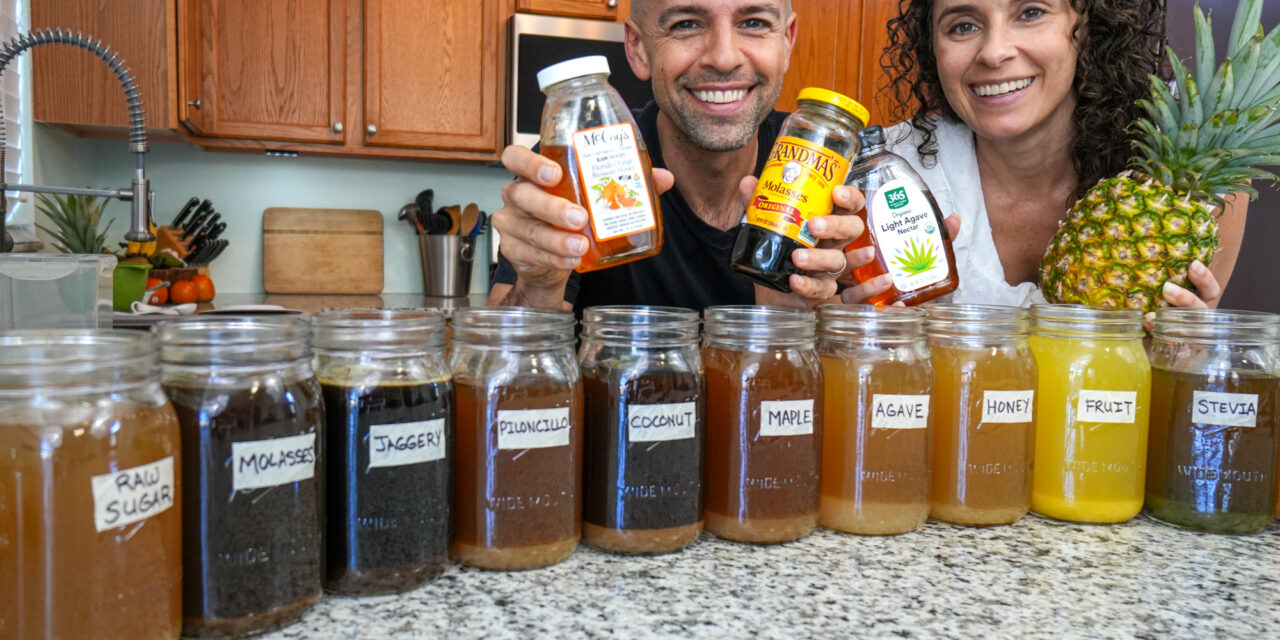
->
xmin=187 ymin=98 xmax=201 ymax=109
xmin=607 ymin=0 xmax=618 ymax=7
xmin=332 ymin=122 xmax=344 ymax=133
xmin=366 ymin=124 xmax=377 ymax=136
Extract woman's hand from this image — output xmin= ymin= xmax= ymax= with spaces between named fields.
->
xmin=1160 ymin=260 xmax=1222 ymax=309
xmin=840 ymin=214 xmax=962 ymax=304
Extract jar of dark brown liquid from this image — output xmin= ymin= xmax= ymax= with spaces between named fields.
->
xmin=312 ymin=309 xmax=453 ymax=594
xmin=702 ymin=306 xmax=822 ymax=543
xmin=157 ymin=317 xmax=324 ymax=637
xmin=579 ymin=306 xmax=704 ymax=554
xmin=0 ymin=331 xmax=182 ymax=640
xmin=450 ymin=307 xmax=582 ymax=569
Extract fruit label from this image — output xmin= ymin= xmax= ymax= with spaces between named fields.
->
xmin=627 ymin=402 xmax=697 ymax=442
xmin=868 ymin=178 xmax=950 ymax=291
xmin=981 ymin=390 xmax=1035 ymax=424
xmin=369 ymin=419 xmax=447 ymax=469
xmin=1192 ymin=391 xmax=1258 ymax=428
xmin=232 ymin=433 xmax=317 ymax=492
xmin=745 ymin=136 xmax=851 ymax=248
xmin=91 ymin=456 xmax=175 ymax=532
xmin=871 ymin=394 xmax=930 ymax=429
xmin=572 ymin=124 xmax=656 ymax=242
xmin=1076 ymin=390 xmax=1138 ymax=424
xmin=497 ymin=407 xmax=571 ymax=450
xmin=760 ymin=399 xmax=815 ymax=436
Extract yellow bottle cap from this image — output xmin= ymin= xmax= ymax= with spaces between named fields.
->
xmin=796 ymin=88 xmax=870 ymax=127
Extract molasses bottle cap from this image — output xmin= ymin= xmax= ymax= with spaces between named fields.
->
xmin=537 ymin=55 xmax=611 ymax=92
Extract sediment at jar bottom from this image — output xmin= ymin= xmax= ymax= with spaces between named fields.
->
xmin=1144 ymin=495 xmax=1274 ymax=535
xmin=181 ymin=593 xmax=319 ymax=638
xmin=819 ymin=497 xmax=929 ymax=535
xmin=928 ymin=503 xmax=1027 ymax=527
xmin=452 ymin=536 xmax=579 ymax=570
xmin=324 ymin=558 xmax=449 ymax=597
xmin=705 ymin=512 xmax=816 ymax=544
xmin=583 ymin=521 xmax=703 ymax=554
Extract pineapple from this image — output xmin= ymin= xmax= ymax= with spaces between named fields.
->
xmin=34 ymin=192 xmax=113 ymax=254
xmin=1041 ymin=0 xmax=1280 ymax=311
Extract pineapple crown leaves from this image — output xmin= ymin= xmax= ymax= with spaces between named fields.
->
xmin=33 ymin=192 xmax=113 ymax=254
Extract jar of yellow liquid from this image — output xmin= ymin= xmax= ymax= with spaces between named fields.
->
xmin=1029 ymin=304 xmax=1150 ymax=523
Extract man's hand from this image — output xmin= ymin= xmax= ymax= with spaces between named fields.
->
xmin=840 ymin=214 xmax=961 ymax=305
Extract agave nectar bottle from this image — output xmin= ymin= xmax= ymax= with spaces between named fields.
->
xmin=844 ymin=125 xmax=958 ymax=306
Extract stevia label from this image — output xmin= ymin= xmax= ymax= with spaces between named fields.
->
xmin=760 ymin=399 xmax=815 ymax=436
xmin=497 ymin=407 xmax=571 ymax=450
xmin=1192 ymin=391 xmax=1259 ymax=428
xmin=871 ymin=394 xmax=930 ymax=429
xmin=981 ymin=390 xmax=1035 ymax=424
xmin=232 ymin=433 xmax=317 ymax=492
xmin=573 ymin=123 xmax=656 ymax=242
xmin=868 ymin=178 xmax=950 ymax=292
xmin=91 ymin=456 xmax=175 ymax=532
xmin=369 ymin=419 xmax=447 ymax=469
xmin=627 ymin=402 xmax=697 ymax=443
xmin=745 ymin=135 xmax=851 ymax=248
xmin=1077 ymin=390 xmax=1138 ymax=424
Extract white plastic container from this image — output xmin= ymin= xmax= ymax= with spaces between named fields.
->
xmin=0 ymin=254 xmax=115 ymax=330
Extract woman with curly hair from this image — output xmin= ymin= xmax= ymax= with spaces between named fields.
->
xmin=841 ymin=0 xmax=1245 ymax=308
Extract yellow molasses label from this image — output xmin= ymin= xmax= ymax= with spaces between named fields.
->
xmin=745 ymin=135 xmax=850 ymax=248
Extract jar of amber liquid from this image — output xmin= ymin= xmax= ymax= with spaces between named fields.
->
xmin=925 ymin=304 xmax=1036 ymax=526
xmin=818 ymin=306 xmax=932 ymax=535
xmin=451 ymin=307 xmax=582 ymax=569
xmin=0 ymin=331 xmax=181 ymax=639
xmin=157 ymin=317 xmax=324 ymax=637
xmin=539 ymin=55 xmax=663 ymax=271
xmin=312 ymin=309 xmax=454 ymax=593
xmin=579 ymin=306 xmax=704 ymax=554
xmin=1146 ymin=308 xmax=1280 ymax=534
xmin=703 ymin=306 xmax=822 ymax=543
xmin=1030 ymin=305 xmax=1150 ymax=523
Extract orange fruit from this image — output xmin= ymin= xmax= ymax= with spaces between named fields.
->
xmin=145 ymin=277 xmax=168 ymax=305
xmin=170 ymin=280 xmax=198 ymax=305
xmin=191 ymin=274 xmax=216 ymax=303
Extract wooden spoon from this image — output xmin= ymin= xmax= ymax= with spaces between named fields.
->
xmin=461 ymin=203 xmax=479 ymax=236
xmin=443 ymin=205 xmax=462 ymax=234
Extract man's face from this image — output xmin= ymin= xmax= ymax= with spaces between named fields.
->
xmin=626 ymin=0 xmax=796 ymax=152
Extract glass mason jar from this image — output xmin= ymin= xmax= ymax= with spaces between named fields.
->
xmin=925 ymin=304 xmax=1036 ymax=526
xmin=702 ymin=306 xmax=822 ymax=543
xmin=1030 ymin=304 xmax=1150 ymax=523
xmin=0 ymin=330 xmax=182 ymax=640
xmin=450 ymin=307 xmax=582 ymax=569
xmin=312 ymin=309 xmax=454 ymax=593
xmin=818 ymin=305 xmax=932 ymax=535
xmin=1146 ymin=308 xmax=1280 ymax=534
xmin=157 ymin=317 xmax=324 ymax=638
xmin=579 ymin=306 xmax=705 ymax=554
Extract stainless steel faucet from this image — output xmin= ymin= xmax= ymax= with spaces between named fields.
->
xmin=0 ymin=28 xmax=153 ymax=253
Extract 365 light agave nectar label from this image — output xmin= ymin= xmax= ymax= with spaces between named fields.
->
xmin=868 ymin=178 xmax=950 ymax=291
xmin=745 ymin=136 xmax=851 ymax=247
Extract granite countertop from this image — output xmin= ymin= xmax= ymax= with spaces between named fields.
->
xmin=262 ymin=514 xmax=1280 ymax=639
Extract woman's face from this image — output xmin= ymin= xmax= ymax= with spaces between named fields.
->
xmin=931 ymin=0 xmax=1081 ymax=144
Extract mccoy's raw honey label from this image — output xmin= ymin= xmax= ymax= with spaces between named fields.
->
xmin=745 ymin=136 xmax=851 ymax=247
xmin=572 ymin=123 xmax=657 ymax=242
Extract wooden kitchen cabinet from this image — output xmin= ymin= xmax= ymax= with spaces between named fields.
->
xmin=516 ymin=0 xmax=628 ymax=22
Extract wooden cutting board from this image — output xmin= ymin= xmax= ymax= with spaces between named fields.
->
xmin=263 ymin=207 xmax=383 ymax=294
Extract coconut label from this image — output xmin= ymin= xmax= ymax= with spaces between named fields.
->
xmin=868 ymin=178 xmax=950 ymax=292
xmin=745 ymin=136 xmax=851 ymax=248
xmin=573 ymin=123 xmax=656 ymax=241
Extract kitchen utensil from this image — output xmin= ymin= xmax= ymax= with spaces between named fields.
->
xmin=442 ymin=205 xmax=462 ymax=235
xmin=182 ymin=204 xmax=213 ymax=240
xmin=172 ymin=197 xmax=200 ymax=229
xmin=469 ymin=211 xmax=487 ymax=236
xmin=461 ymin=203 xmax=479 ymax=237
xmin=263 ymin=208 xmax=383 ymax=294
xmin=423 ymin=209 xmax=452 ymax=234
xmin=204 ymin=240 xmax=229 ymax=263
xmin=415 ymin=189 xmax=434 ymax=213
xmin=399 ymin=203 xmax=425 ymax=235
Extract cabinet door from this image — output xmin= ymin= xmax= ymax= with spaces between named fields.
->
xmin=363 ymin=0 xmax=502 ymax=152
xmin=180 ymin=0 xmax=346 ymax=144
xmin=516 ymin=0 xmax=625 ymax=21
xmin=847 ymin=1 xmax=897 ymax=127
xmin=777 ymin=0 xmax=843 ymax=112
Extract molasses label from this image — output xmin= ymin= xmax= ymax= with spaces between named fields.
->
xmin=980 ymin=390 xmax=1035 ymax=424
xmin=368 ymin=418 xmax=447 ymax=469
xmin=745 ymin=135 xmax=851 ymax=247
xmin=869 ymin=178 xmax=950 ymax=292
xmin=627 ymin=402 xmax=697 ymax=442
xmin=871 ymin=394 xmax=930 ymax=429
xmin=1077 ymin=390 xmax=1138 ymax=423
xmin=91 ymin=456 xmax=175 ymax=532
xmin=1192 ymin=391 xmax=1259 ymax=428
xmin=231 ymin=432 xmax=317 ymax=492
xmin=759 ymin=399 xmax=815 ymax=436
xmin=497 ymin=407 xmax=571 ymax=450
xmin=573 ymin=123 xmax=656 ymax=241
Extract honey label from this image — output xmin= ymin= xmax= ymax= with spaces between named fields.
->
xmin=745 ymin=136 xmax=851 ymax=248
xmin=760 ymin=399 xmax=815 ymax=436
xmin=1192 ymin=391 xmax=1259 ymax=428
xmin=231 ymin=432 xmax=317 ymax=492
xmin=573 ymin=123 xmax=656 ymax=242
xmin=627 ymin=402 xmax=697 ymax=443
xmin=91 ymin=456 xmax=175 ymax=532
xmin=871 ymin=394 xmax=929 ymax=429
xmin=868 ymin=178 xmax=950 ymax=292
xmin=980 ymin=390 xmax=1035 ymax=424
xmin=369 ymin=419 xmax=447 ymax=469
xmin=497 ymin=407 xmax=571 ymax=450
xmin=1077 ymin=390 xmax=1138 ymax=424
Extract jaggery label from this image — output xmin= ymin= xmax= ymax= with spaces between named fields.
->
xmin=1077 ymin=390 xmax=1138 ymax=424
xmin=869 ymin=178 xmax=950 ymax=292
xmin=368 ymin=418 xmax=447 ymax=469
xmin=497 ymin=407 xmax=571 ymax=450
xmin=746 ymin=135 xmax=851 ymax=247
xmin=627 ymin=402 xmax=697 ymax=443
xmin=759 ymin=399 xmax=815 ymax=436
xmin=91 ymin=456 xmax=175 ymax=532
xmin=981 ymin=390 xmax=1035 ymax=424
xmin=232 ymin=433 xmax=317 ymax=492
xmin=573 ymin=123 xmax=656 ymax=242
xmin=1192 ymin=391 xmax=1259 ymax=428
xmin=871 ymin=394 xmax=930 ymax=429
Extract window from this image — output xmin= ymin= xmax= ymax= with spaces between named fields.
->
xmin=1 ymin=0 xmax=22 ymax=224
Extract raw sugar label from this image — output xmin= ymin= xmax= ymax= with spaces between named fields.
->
xmin=1192 ymin=391 xmax=1259 ymax=428
xmin=369 ymin=419 xmax=447 ymax=469
xmin=91 ymin=456 xmax=175 ymax=532
xmin=871 ymin=394 xmax=929 ymax=430
xmin=627 ymin=402 xmax=697 ymax=443
xmin=869 ymin=178 xmax=950 ymax=292
xmin=1077 ymin=390 xmax=1138 ymax=424
xmin=498 ymin=407 xmax=571 ymax=450
xmin=573 ymin=123 xmax=656 ymax=241
xmin=232 ymin=433 xmax=317 ymax=492
xmin=745 ymin=136 xmax=851 ymax=247
xmin=760 ymin=399 xmax=815 ymax=436
xmin=981 ymin=390 xmax=1035 ymax=424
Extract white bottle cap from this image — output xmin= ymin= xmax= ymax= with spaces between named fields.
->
xmin=537 ymin=55 xmax=611 ymax=92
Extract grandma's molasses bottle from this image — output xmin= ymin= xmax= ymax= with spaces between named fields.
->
xmin=730 ymin=88 xmax=868 ymax=292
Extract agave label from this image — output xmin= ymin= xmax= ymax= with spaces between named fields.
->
xmin=574 ymin=123 xmax=656 ymax=241
xmin=868 ymin=178 xmax=950 ymax=291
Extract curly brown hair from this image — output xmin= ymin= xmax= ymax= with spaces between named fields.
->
xmin=882 ymin=0 xmax=1168 ymax=201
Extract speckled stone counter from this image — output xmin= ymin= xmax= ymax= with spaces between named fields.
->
xmin=261 ymin=514 xmax=1280 ymax=639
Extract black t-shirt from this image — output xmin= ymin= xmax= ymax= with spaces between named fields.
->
xmin=493 ymin=101 xmax=788 ymax=314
